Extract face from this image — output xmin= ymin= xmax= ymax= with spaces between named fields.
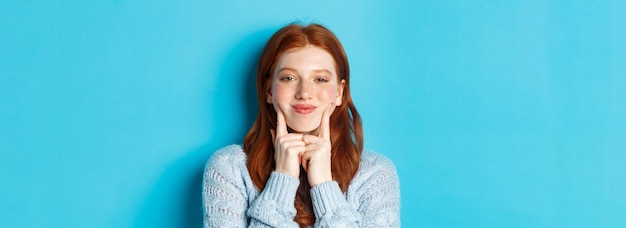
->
xmin=267 ymin=45 xmax=345 ymax=135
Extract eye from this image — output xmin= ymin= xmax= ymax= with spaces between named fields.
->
xmin=315 ymin=77 xmax=329 ymax=83
xmin=280 ymin=76 xmax=295 ymax=81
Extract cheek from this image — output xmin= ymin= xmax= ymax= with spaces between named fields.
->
xmin=271 ymin=84 xmax=290 ymax=103
xmin=319 ymin=86 xmax=338 ymax=101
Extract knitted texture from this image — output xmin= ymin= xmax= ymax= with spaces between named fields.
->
xmin=203 ymin=144 xmax=400 ymax=227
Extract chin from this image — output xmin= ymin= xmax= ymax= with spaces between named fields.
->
xmin=288 ymin=124 xmax=318 ymax=134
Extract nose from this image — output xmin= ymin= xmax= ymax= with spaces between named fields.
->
xmin=295 ymin=80 xmax=312 ymax=100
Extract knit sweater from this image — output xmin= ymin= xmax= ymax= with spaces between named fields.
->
xmin=202 ymin=144 xmax=400 ymax=227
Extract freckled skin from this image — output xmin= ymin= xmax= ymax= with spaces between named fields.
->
xmin=267 ymin=45 xmax=345 ymax=186
xmin=267 ymin=45 xmax=344 ymax=134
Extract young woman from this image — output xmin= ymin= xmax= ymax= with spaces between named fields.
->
xmin=203 ymin=23 xmax=400 ymax=227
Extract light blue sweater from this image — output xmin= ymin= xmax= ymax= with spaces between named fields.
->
xmin=202 ymin=144 xmax=400 ymax=227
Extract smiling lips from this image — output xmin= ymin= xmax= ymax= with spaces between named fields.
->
xmin=292 ymin=104 xmax=317 ymax=114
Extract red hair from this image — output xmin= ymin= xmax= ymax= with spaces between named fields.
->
xmin=244 ymin=23 xmax=363 ymax=226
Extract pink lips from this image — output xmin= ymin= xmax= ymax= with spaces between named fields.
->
xmin=292 ymin=104 xmax=317 ymax=114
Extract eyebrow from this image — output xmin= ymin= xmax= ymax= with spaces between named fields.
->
xmin=312 ymin=69 xmax=333 ymax=75
xmin=276 ymin=67 xmax=333 ymax=75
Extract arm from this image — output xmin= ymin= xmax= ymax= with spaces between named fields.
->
xmin=310 ymin=181 xmax=361 ymax=227
xmin=246 ymin=172 xmax=300 ymax=228
xmin=354 ymin=162 xmax=401 ymax=227
xmin=311 ymin=160 xmax=401 ymax=227
xmin=202 ymin=147 xmax=301 ymax=228
xmin=202 ymin=150 xmax=249 ymax=227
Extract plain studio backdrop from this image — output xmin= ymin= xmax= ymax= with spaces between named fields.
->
xmin=1 ymin=0 xmax=625 ymax=227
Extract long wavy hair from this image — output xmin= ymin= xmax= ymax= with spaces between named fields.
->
xmin=243 ymin=23 xmax=363 ymax=226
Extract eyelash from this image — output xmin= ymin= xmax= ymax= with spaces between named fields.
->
xmin=279 ymin=76 xmax=329 ymax=83
xmin=315 ymin=78 xmax=329 ymax=83
xmin=280 ymin=76 xmax=295 ymax=81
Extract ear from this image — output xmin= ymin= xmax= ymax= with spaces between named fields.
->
xmin=266 ymin=90 xmax=273 ymax=104
xmin=266 ymin=79 xmax=274 ymax=104
xmin=335 ymin=79 xmax=345 ymax=106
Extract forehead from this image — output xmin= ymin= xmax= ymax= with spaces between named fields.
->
xmin=275 ymin=45 xmax=336 ymax=74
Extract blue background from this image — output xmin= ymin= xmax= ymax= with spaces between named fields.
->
xmin=1 ymin=0 xmax=625 ymax=227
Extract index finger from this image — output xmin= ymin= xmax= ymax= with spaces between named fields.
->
xmin=318 ymin=103 xmax=334 ymax=141
xmin=275 ymin=106 xmax=288 ymax=138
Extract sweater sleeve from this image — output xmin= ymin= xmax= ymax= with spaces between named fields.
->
xmin=310 ymin=181 xmax=362 ymax=227
xmin=246 ymin=172 xmax=300 ymax=227
xmin=310 ymin=155 xmax=401 ymax=227
xmin=202 ymin=147 xmax=249 ymax=227
xmin=353 ymin=158 xmax=401 ymax=227
xmin=203 ymin=147 xmax=301 ymax=228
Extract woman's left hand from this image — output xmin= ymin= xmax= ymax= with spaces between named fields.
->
xmin=301 ymin=103 xmax=335 ymax=187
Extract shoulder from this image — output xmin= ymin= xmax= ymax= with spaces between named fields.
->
xmin=351 ymin=149 xmax=399 ymax=185
xmin=360 ymin=149 xmax=397 ymax=173
xmin=205 ymin=144 xmax=247 ymax=170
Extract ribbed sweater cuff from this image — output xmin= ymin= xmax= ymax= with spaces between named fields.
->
xmin=263 ymin=171 xmax=300 ymax=205
xmin=310 ymin=181 xmax=344 ymax=217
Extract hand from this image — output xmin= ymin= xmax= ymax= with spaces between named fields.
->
xmin=271 ymin=107 xmax=305 ymax=178
xmin=301 ymin=103 xmax=334 ymax=186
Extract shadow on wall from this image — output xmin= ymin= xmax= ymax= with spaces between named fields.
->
xmin=133 ymin=27 xmax=275 ymax=227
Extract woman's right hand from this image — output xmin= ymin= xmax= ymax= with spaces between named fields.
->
xmin=271 ymin=108 xmax=305 ymax=178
